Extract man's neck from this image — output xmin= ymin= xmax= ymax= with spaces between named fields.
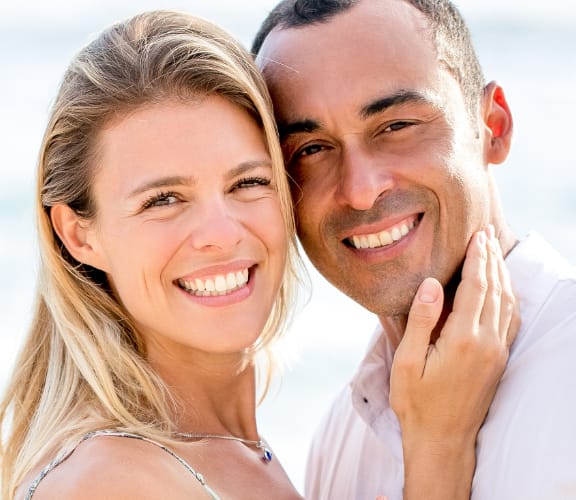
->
xmin=378 ymin=269 xmax=461 ymax=350
xmin=378 ymin=225 xmax=518 ymax=350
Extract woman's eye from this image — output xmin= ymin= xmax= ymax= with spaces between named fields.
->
xmin=142 ymin=192 xmax=179 ymax=209
xmin=233 ymin=176 xmax=271 ymax=190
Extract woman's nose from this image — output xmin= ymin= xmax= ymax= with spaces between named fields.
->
xmin=187 ymin=199 xmax=243 ymax=251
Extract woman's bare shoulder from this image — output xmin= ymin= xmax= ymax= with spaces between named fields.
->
xmin=17 ymin=433 xmax=211 ymax=499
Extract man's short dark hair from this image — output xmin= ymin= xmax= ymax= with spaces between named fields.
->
xmin=252 ymin=0 xmax=485 ymax=114
xmin=251 ymin=0 xmax=357 ymax=54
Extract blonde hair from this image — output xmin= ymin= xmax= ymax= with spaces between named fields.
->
xmin=0 ymin=10 xmax=300 ymax=498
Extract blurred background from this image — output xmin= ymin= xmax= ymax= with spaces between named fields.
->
xmin=1 ymin=0 xmax=575 ymax=493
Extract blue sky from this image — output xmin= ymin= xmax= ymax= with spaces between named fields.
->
xmin=2 ymin=0 xmax=573 ymax=54
xmin=2 ymin=0 xmax=575 ymax=23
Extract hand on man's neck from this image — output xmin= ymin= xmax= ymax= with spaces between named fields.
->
xmin=379 ymin=280 xmax=459 ymax=350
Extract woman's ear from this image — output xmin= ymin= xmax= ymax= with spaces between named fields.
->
xmin=482 ymin=81 xmax=513 ymax=165
xmin=50 ymin=204 xmax=108 ymax=271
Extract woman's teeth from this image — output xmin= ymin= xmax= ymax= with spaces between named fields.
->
xmin=178 ymin=268 xmax=249 ymax=296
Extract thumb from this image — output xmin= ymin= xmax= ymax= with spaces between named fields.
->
xmin=395 ymin=278 xmax=444 ymax=368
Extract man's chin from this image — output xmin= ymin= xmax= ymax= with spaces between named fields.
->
xmin=343 ymin=285 xmax=419 ymax=319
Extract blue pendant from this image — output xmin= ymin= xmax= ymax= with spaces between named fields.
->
xmin=256 ymin=439 xmax=273 ymax=463
xmin=262 ymin=446 xmax=273 ymax=463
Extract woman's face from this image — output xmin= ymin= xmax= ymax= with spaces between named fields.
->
xmin=83 ymin=96 xmax=287 ymax=356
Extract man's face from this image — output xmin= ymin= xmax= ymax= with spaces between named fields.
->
xmin=257 ymin=0 xmax=496 ymax=319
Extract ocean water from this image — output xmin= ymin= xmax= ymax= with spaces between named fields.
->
xmin=0 ymin=1 xmax=575 ymax=492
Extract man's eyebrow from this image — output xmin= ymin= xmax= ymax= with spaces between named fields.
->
xmin=360 ymin=90 xmax=437 ymax=119
xmin=278 ymin=91 xmax=438 ymax=139
xmin=278 ymin=119 xmax=320 ymax=140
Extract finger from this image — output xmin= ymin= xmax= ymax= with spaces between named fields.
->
xmin=505 ymin=294 xmax=521 ymax=349
xmin=449 ymin=231 xmax=488 ymax=332
xmin=478 ymin=227 xmax=501 ymax=335
xmin=494 ymin=240 xmax=519 ymax=347
xmin=395 ymin=277 xmax=444 ymax=374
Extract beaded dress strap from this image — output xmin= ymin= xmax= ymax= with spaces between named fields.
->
xmin=25 ymin=430 xmax=220 ymax=499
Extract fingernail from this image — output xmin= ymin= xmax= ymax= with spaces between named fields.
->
xmin=418 ymin=278 xmax=439 ymax=303
xmin=487 ymin=224 xmax=495 ymax=240
xmin=477 ymin=231 xmax=486 ymax=247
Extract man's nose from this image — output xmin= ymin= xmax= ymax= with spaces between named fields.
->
xmin=334 ymin=144 xmax=395 ymax=210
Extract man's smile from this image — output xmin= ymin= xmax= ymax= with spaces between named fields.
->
xmin=344 ymin=214 xmax=422 ymax=249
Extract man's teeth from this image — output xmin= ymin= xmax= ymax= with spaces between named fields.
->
xmin=351 ymin=220 xmax=415 ymax=249
xmin=178 ymin=269 xmax=249 ymax=296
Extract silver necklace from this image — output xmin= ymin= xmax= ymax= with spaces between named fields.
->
xmin=174 ymin=432 xmax=273 ymax=463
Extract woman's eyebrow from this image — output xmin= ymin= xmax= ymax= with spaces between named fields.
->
xmin=128 ymin=175 xmax=196 ymax=198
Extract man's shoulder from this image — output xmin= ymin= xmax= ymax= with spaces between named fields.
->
xmin=509 ymin=232 xmax=576 ymax=325
xmin=310 ymin=383 xmax=356 ymax=443
xmin=509 ymin=232 xmax=576 ymax=282
xmin=305 ymin=384 xmax=361 ymax=498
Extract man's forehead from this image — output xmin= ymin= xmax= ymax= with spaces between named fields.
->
xmin=255 ymin=24 xmax=314 ymax=77
xmin=256 ymin=1 xmax=434 ymax=75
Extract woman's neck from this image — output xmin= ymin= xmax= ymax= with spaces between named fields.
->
xmin=149 ymin=347 xmax=260 ymax=439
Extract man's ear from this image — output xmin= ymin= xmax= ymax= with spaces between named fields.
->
xmin=50 ymin=204 xmax=108 ymax=272
xmin=482 ymin=81 xmax=513 ymax=165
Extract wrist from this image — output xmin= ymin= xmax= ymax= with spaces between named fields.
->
xmin=402 ymin=433 xmax=477 ymax=500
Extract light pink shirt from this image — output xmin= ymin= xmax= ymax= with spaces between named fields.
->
xmin=305 ymin=233 xmax=576 ymax=500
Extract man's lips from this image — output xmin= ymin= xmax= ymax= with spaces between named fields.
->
xmin=344 ymin=214 xmax=422 ymax=249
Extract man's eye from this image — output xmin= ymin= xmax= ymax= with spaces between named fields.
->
xmin=141 ymin=192 xmax=179 ymax=210
xmin=299 ymin=144 xmax=324 ymax=157
xmin=383 ymin=121 xmax=414 ymax=133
